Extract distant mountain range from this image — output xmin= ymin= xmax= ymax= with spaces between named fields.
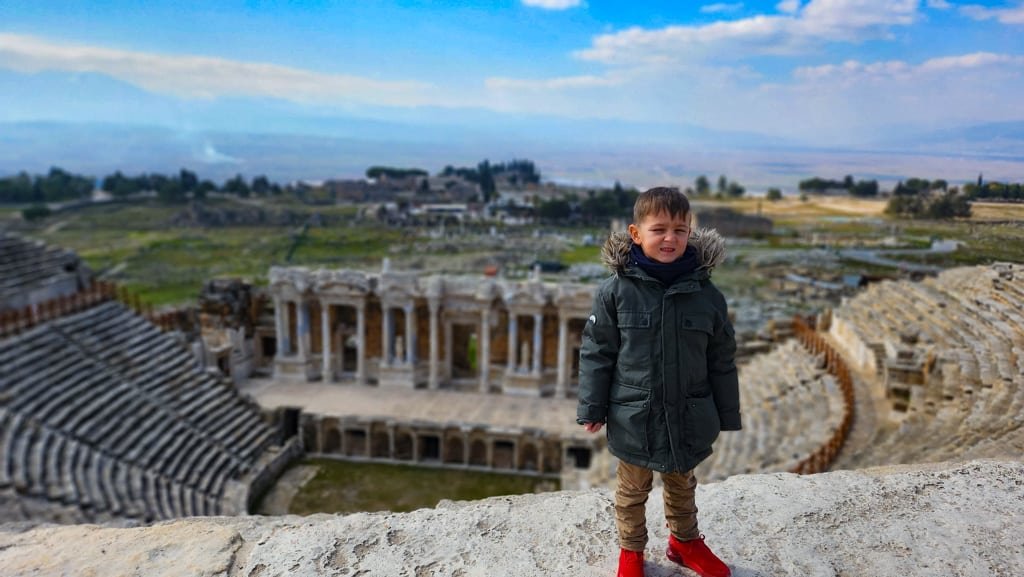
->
xmin=2 ymin=119 xmax=1023 ymax=189
xmin=2 ymin=68 xmax=1023 ymax=186
xmin=868 ymin=121 xmax=1024 ymax=159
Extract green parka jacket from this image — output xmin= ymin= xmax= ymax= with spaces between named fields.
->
xmin=576 ymin=228 xmax=741 ymax=473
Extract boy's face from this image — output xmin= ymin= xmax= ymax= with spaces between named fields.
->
xmin=628 ymin=210 xmax=691 ymax=264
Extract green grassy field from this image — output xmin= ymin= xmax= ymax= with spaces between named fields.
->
xmin=6 ymin=195 xmax=1023 ymax=307
xmin=283 ymin=459 xmax=558 ymax=515
xmin=7 ymin=199 xmax=409 ymax=306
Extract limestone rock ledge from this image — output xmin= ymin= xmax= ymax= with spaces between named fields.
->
xmin=1 ymin=460 xmax=1021 ymax=577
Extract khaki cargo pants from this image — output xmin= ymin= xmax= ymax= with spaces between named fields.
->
xmin=615 ymin=460 xmax=699 ymax=552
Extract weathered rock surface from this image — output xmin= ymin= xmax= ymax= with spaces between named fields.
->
xmin=1 ymin=460 xmax=1021 ymax=577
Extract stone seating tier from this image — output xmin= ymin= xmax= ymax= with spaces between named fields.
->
xmin=828 ymin=264 xmax=1023 ymax=468
xmin=697 ymin=339 xmax=844 ymax=481
xmin=0 ymin=301 xmax=277 ymax=523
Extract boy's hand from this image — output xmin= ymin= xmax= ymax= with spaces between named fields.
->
xmin=582 ymin=422 xmax=604 ymax=433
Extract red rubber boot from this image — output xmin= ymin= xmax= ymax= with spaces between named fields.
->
xmin=617 ymin=548 xmax=645 ymax=577
xmin=666 ymin=534 xmax=731 ymax=577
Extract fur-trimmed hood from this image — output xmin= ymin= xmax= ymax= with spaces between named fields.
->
xmin=600 ymin=227 xmax=726 ymax=274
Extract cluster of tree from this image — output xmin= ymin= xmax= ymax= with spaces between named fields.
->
xmin=365 ymin=166 xmax=429 ymax=180
xmin=440 ymin=159 xmax=540 ymax=185
xmin=536 ymin=181 xmax=638 ymax=224
xmin=438 ymin=159 xmax=541 ymax=202
xmin=799 ymin=175 xmax=880 ymax=197
xmin=885 ymin=182 xmax=971 ymax=219
xmin=101 ymin=170 xmax=283 ymax=203
xmin=690 ymin=175 xmax=745 ymax=198
xmin=0 ymin=167 xmax=94 ymax=204
xmin=962 ymin=176 xmax=1024 ymax=201
xmin=891 ymin=178 xmax=948 ymax=195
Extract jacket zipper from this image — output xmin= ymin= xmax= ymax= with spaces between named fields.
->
xmin=661 ymin=291 xmax=682 ymax=472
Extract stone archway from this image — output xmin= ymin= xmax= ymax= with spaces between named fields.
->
xmin=323 ymin=427 xmax=342 ymax=454
xmin=394 ymin=431 xmax=414 ymax=460
xmin=302 ymin=421 xmax=319 ymax=452
xmin=371 ymin=431 xmax=390 ymax=458
xmin=344 ymin=429 xmax=368 ymax=457
xmin=444 ymin=436 xmax=464 ymax=464
xmin=493 ymin=440 xmax=515 ymax=470
xmin=519 ymin=443 xmax=539 ymax=472
xmin=468 ymin=439 xmax=488 ymax=466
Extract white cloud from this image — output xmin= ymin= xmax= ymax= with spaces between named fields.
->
xmin=521 ymin=0 xmax=583 ymax=9
xmin=926 ymin=0 xmax=952 ymax=9
xmin=776 ymin=0 xmax=802 ymax=13
xmin=700 ymin=3 xmax=745 ymax=14
xmin=0 ymin=33 xmax=443 ymax=108
xmin=574 ymin=0 xmax=920 ymax=65
xmin=960 ymin=2 xmax=1024 ymax=24
xmin=794 ymin=51 xmax=1024 ymax=80
xmin=485 ymin=74 xmax=626 ymax=91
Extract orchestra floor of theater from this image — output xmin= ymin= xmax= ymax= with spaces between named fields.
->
xmin=242 ymin=379 xmax=583 ymax=441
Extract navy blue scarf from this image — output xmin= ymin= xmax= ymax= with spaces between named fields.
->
xmin=630 ymin=243 xmax=700 ymax=286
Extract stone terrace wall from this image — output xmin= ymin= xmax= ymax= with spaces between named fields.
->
xmin=0 ymin=460 xmax=1020 ymax=577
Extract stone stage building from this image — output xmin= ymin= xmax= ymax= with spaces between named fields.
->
xmin=262 ymin=264 xmax=608 ymax=487
xmin=268 ymin=264 xmax=595 ymax=398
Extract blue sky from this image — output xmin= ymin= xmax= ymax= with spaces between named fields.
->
xmin=1 ymin=1 xmax=1023 ymax=181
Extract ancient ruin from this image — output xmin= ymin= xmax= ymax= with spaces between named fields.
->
xmin=2 ymin=231 xmax=1022 ymax=531
xmin=266 ymin=264 xmax=594 ymax=398
xmin=0 ymin=235 xmax=296 ymax=525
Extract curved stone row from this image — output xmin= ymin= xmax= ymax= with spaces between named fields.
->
xmin=828 ymin=263 xmax=1024 ymax=465
xmin=0 ymin=232 xmax=89 ymax=312
xmin=0 ymin=301 xmax=277 ymax=523
xmin=697 ymin=337 xmax=846 ymax=481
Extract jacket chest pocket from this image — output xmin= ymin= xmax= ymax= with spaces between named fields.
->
xmin=617 ymin=310 xmax=654 ymax=370
xmin=617 ymin=311 xmax=652 ymax=329
xmin=679 ymin=314 xmax=713 ymax=347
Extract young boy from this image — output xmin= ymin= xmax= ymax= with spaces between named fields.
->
xmin=577 ymin=187 xmax=740 ymax=577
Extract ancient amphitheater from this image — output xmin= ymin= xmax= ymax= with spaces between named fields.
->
xmin=1 ymin=231 xmax=1022 ymax=576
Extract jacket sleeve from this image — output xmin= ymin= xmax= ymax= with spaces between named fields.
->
xmin=708 ymin=293 xmax=742 ymax=431
xmin=576 ymin=284 xmax=618 ymax=425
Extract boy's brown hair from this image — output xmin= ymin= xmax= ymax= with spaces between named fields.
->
xmin=633 ymin=186 xmax=691 ymax=224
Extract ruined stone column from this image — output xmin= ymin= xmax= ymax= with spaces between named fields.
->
xmin=339 ymin=423 xmax=347 ymax=456
xmin=321 ymin=302 xmax=332 ymax=383
xmin=280 ymin=297 xmax=292 ymax=356
xmin=297 ymin=300 xmax=310 ymax=362
xmin=356 ymin=302 xmax=366 ymax=385
xmin=532 ymin=313 xmax=543 ymax=376
xmin=556 ymin=313 xmax=569 ymax=398
xmin=428 ymin=299 xmax=440 ymax=389
xmin=507 ymin=313 xmax=518 ymax=374
xmin=382 ymin=306 xmax=393 ymax=367
xmin=444 ymin=318 xmax=453 ymax=381
xmin=479 ymin=307 xmax=491 ymax=393
xmin=273 ymin=295 xmax=288 ymax=357
xmin=404 ymin=303 xmax=416 ymax=365
xmin=388 ymin=425 xmax=396 ymax=459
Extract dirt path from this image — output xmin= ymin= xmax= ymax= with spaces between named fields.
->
xmin=822 ymin=332 xmax=895 ymax=471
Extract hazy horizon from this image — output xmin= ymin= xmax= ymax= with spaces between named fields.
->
xmin=3 ymin=1 xmax=1024 ymax=189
